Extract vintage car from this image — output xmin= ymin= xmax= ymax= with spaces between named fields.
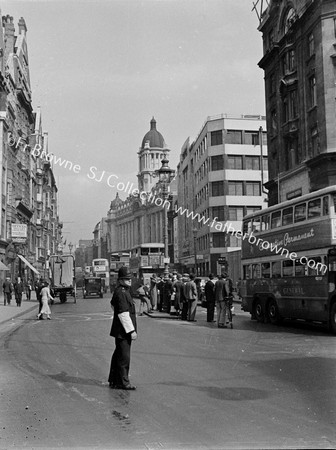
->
xmin=82 ymin=276 xmax=104 ymax=299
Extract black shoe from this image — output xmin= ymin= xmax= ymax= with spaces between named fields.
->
xmin=122 ymin=384 xmax=136 ymax=390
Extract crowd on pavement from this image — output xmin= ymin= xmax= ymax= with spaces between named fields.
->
xmin=135 ymin=271 xmax=236 ymax=328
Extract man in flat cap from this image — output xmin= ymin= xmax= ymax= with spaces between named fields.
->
xmin=108 ymin=266 xmax=137 ymax=390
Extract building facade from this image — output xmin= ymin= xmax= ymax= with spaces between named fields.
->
xmin=0 ymin=13 xmax=62 ymax=283
xmin=257 ymin=0 xmax=336 ymax=205
xmin=176 ymin=114 xmax=268 ymax=281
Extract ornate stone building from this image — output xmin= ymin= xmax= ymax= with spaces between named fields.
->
xmin=257 ymin=0 xmax=336 ymax=205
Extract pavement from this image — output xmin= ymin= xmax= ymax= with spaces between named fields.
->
xmin=0 ymin=292 xmax=38 ymax=326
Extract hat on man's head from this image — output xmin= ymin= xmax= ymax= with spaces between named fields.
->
xmin=118 ymin=266 xmax=132 ymax=279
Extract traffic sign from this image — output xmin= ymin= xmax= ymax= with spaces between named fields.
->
xmin=218 ymin=257 xmax=227 ymax=265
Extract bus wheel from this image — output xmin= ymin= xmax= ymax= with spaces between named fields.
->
xmin=253 ymin=299 xmax=264 ymax=322
xmin=329 ymin=302 xmax=336 ymax=334
xmin=267 ymin=299 xmax=280 ymax=325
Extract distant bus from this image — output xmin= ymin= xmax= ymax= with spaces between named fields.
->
xmin=129 ymin=243 xmax=165 ymax=289
xmin=240 ymin=185 xmax=336 ymax=333
xmin=92 ymin=258 xmax=109 ymax=293
xmin=110 ymin=252 xmax=130 ymax=293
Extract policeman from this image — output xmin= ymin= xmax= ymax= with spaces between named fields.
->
xmin=108 ymin=266 xmax=137 ymax=390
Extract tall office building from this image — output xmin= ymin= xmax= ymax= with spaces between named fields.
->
xmin=176 ymin=114 xmax=267 ymax=281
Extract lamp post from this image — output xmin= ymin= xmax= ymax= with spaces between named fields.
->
xmin=192 ymin=227 xmax=198 ymax=276
xmin=68 ymin=242 xmax=73 ymax=254
xmin=157 ymin=154 xmax=175 ymax=277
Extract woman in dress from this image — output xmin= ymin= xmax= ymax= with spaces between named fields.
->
xmin=37 ymin=280 xmax=54 ymax=320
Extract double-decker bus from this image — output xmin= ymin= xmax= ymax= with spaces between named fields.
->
xmin=240 ymin=185 xmax=336 ymax=333
xmin=129 ymin=243 xmax=165 ymax=288
xmin=92 ymin=258 xmax=109 ymax=293
xmin=109 ymin=252 xmax=130 ymax=293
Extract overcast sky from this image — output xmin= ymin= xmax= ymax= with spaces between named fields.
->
xmin=1 ymin=0 xmax=266 ymax=246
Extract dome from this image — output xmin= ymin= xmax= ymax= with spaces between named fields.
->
xmin=141 ymin=117 xmax=165 ymax=149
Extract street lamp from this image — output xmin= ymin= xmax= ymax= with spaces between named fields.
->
xmin=156 ymin=154 xmax=175 ymax=277
xmin=192 ymin=227 xmax=198 ymax=275
xmin=68 ymin=242 xmax=73 ymax=254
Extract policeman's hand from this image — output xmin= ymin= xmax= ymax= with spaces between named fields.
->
xmin=130 ymin=331 xmax=137 ymax=340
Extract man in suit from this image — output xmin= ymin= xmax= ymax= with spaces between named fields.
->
xmin=215 ymin=272 xmax=233 ymax=328
xmin=108 ymin=267 xmax=137 ymax=390
xmin=205 ymin=273 xmax=216 ymax=322
xmin=184 ymin=273 xmax=198 ymax=322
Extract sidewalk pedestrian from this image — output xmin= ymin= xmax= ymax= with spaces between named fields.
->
xmin=172 ymin=274 xmax=184 ymax=317
xmin=108 ymin=266 xmax=137 ymax=390
xmin=215 ymin=272 xmax=233 ymax=328
xmin=205 ymin=273 xmax=216 ymax=322
xmin=37 ymin=280 xmax=53 ymax=320
xmin=3 ymin=276 xmax=12 ymax=306
xmin=149 ymin=275 xmax=159 ymax=311
xmin=14 ymin=277 xmax=24 ymax=307
xmin=25 ymin=278 xmax=32 ymax=301
xmin=184 ymin=273 xmax=198 ymax=322
xmin=137 ymin=283 xmax=151 ymax=315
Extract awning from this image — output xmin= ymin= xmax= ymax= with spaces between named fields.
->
xmin=18 ymin=254 xmax=40 ymax=275
xmin=0 ymin=261 xmax=9 ymax=271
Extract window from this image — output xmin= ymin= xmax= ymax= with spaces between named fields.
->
xmin=226 ymin=130 xmax=242 ymax=144
xmin=308 ymin=76 xmax=317 ymax=108
xmin=228 ymin=235 xmax=240 ymax=247
xmin=212 ymin=206 xmax=225 ymax=221
xmin=251 ymin=217 xmax=261 ymax=233
xmin=272 ymin=261 xmax=281 ymax=278
xmin=289 ymin=90 xmax=298 ymax=118
xmin=271 ymin=211 xmax=281 ymax=228
xmin=212 ymin=181 xmax=224 ymax=197
xmin=263 ymin=157 xmax=268 ymax=171
xmin=228 ymin=181 xmax=243 ymax=196
xmin=294 ymin=203 xmax=306 ymax=222
xmin=211 ymin=155 xmax=224 ymax=171
xmin=308 ymin=33 xmax=315 ymax=58
xmin=323 ymin=196 xmax=329 ymax=215
xmin=261 ymin=214 xmax=270 ymax=231
xmin=269 ymin=73 xmax=275 ymax=95
xmin=261 ymin=263 xmax=271 ymax=278
xmin=246 ymin=182 xmax=261 ymax=196
xmin=283 ymin=7 xmax=296 ymax=34
xmin=307 ymin=257 xmax=324 ymax=276
xmin=228 ymin=206 xmax=244 ymax=221
xmin=211 ymin=130 xmax=222 ymax=146
xmin=252 ymin=264 xmax=261 ymax=279
xmin=295 ymin=259 xmax=305 ymax=277
xmin=213 ymin=233 xmax=226 ymax=247
xmin=271 ymin=109 xmax=277 ymax=135
xmin=244 ymin=131 xmax=259 ymax=145
xmin=227 ymin=155 xmax=242 ymax=169
xmin=311 ymin=128 xmax=319 ymax=156
xmin=243 ymin=264 xmax=251 ymax=280
xmin=282 ymin=207 xmax=293 ymax=225
xmin=245 ymin=156 xmax=260 ymax=170
xmin=308 ymin=198 xmax=321 ymax=219
xmin=283 ymin=260 xmax=294 ymax=277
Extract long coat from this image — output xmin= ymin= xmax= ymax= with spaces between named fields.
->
xmin=110 ymin=285 xmax=137 ymax=339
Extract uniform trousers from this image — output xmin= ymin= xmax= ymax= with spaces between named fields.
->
xmin=207 ymin=300 xmax=215 ymax=322
xmin=108 ymin=337 xmax=132 ymax=387
xmin=187 ymin=299 xmax=197 ymax=321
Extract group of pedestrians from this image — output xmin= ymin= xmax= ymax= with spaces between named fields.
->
xmin=204 ymin=272 xmax=234 ymax=328
xmin=2 ymin=276 xmax=33 ymax=307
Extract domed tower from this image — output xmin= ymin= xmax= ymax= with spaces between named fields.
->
xmin=137 ymin=117 xmax=170 ymax=192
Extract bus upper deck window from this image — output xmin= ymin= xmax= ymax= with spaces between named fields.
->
xmin=271 ymin=261 xmax=281 ymax=278
xmin=271 ymin=211 xmax=281 ymax=228
xmin=261 ymin=214 xmax=270 ymax=231
xmin=294 ymin=203 xmax=306 ymax=222
xmin=323 ymin=196 xmax=329 ymax=215
xmin=252 ymin=217 xmax=261 ymax=233
xmin=283 ymin=260 xmax=294 ymax=277
xmin=295 ymin=259 xmax=305 ymax=276
xmin=243 ymin=264 xmax=251 ymax=279
xmin=252 ymin=263 xmax=261 ymax=278
xmin=308 ymin=198 xmax=321 ymax=219
xmin=261 ymin=262 xmax=270 ymax=278
xmin=282 ymin=207 xmax=293 ymax=226
xmin=243 ymin=221 xmax=249 ymax=234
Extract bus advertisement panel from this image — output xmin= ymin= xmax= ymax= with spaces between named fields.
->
xmin=240 ymin=186 xmax=336 ymax=333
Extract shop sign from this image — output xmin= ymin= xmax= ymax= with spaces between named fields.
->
xmin=11 ymin=223 xmax=27 ymax=238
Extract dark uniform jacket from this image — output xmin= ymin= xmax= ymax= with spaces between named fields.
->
xmin=204 ymin=280 xmax=216 ymax=303
xmin=110 ymin=285 xmax=137 ymax=339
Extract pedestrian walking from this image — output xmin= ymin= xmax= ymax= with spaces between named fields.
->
xmin=35 ymin=278 xmax=43 ymax=314
xmin=3 ymin=276 xmax=12 ymax=306
xmin=108 ymin=266 xmax=137 ymax=390
xmin=180 ymin=274 xmax=189 ymax=320
xmin=137 ymin=282 xmax=151 ymax=315
xmin=37 ymin=280 xmax=53 ymax=320
xmin=205 ymin=273 xmax=216 ymax=322
xmin=184 ymin=273 xmax=198 ymax=322
xmin=25 ymin=278 xmax=32 ymax=301
xmin=172 ymin=274 xmax=184 ymax=317
xmin=14 ymin=277 xmax=24 ymax=307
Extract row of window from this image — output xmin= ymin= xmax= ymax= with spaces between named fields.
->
xmin=212 ymin=232 xmax=240 ymax=248
xmin=243 ymin=195 xmax=330 ymax=234
xmin=210 ymin=130 xmax=267 ymax=147
xmin=243 ymin=256 xmax=325 ymax=280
